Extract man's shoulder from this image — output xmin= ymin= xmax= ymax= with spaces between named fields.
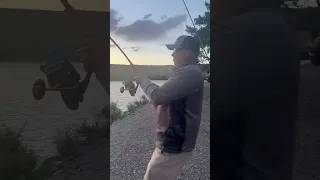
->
xmin=174 ymin=65 xmax=205 ymax=80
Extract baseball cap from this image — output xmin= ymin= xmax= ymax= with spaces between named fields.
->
xmin=166 ymin=35 xmax=200 ymax=56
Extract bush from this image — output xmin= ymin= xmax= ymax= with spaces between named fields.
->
xmin=54 ymin=126 xmax=81 ymax=159
xmin=77 ymin=119 xmax=109 ymax=144
xmin=54 ymin=102 xmax=123 ymax=160
xmin=54 ymin=118 xmax=110 ymax=159
xmin=100 ymin=102 xmax=123 ymax=124
xmin=127 ymin=95 xmax=149 ymax=112
xmin=0 ymin=123 xmax=38 ymax=180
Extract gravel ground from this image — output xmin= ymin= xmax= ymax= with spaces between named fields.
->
xmin=110 ymin=83 xmax=210 ymax=180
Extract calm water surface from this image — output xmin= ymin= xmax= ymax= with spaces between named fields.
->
xmin=110 ymin=80 xmax=165 ymax=111
xmin=0 ymin=63 xmax=107 ymax=161
xmin=0 ymin=62 xmax=165 ymax=161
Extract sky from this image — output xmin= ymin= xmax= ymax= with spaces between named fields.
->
xmin=0 ymin=0 xmax=318 ymax=65
xmin=110 ymin=0 xmax=208 ymax=65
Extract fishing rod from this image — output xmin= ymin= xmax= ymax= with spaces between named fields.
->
xmin=32 ymin=0 xmax=94 ymax=110
xmin=110 ymin=37 xmax=158 ymax=111
xmin=180 ymin=0 xmax=209 ymax=60
xmin=110 ymin=37 xmax=137 ymax=73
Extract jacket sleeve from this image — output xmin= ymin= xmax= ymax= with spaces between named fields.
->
xmin=138 ymin=66 xmax=204 ymax=105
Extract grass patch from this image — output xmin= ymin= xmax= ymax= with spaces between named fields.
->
xmin=54 ymin=126 xmax=82 ymax=159
xmin=53 ymin=101 xmax=123 ymax=159
xmin=127 ymin=95 xmax=149 ymax=112
xmin=0 ymin=123 xmax=39 ymax=180
xmin=100 ymin=102 xmax=123 ymax=125
xmin=54 ymin=119 xmax=110 ymax=159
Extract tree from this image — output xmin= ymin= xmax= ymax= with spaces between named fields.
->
xmin=185 ymin=2 xmax=210 ymax=64
xmin=282 ymin=0 xmax=299 ymax=7
xmin=282 ymin=0 xmax=319 ymax=8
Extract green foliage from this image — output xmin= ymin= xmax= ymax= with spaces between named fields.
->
xmin=0 ymin=124 xmax=39 ymax=180
xmin=282 ymin=0 xmax=299 ymax=7
xmin=107 ymin=102 xmax=123 ymax=123
xmin=185 ymin=2 xmax=210 ymax=64
xmin=77 ymin=119 xmax=109 ymax=143
xmin=282 ymin=0 xmax=319 ymax=7
xmin=54 ymin=127 xmax=81 ymax=159
xmin=127 ymin=95 xmax=149 ymax=112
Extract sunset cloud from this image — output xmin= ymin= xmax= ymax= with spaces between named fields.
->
xmin=110 ymin=9 xmax=187 ymax=42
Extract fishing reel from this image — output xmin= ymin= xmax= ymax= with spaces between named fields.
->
xmin=32 ymin=60 xmax=92 ymax=110
xmin=119 ymin=77 xmax=139 ymax=96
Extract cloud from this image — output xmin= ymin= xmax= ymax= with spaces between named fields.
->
xmin=110 ymin=9 xmax=187 ymax=42
xmin=110 ymin=43 xmax=141 ymax=52
xmin=143 ymin=14 xmax=152 ymax=20
xmin=110 ymin=9 xmax=123 ymax=31
xmin=160 ymin=15 xmax=168 ymax=20
xmin=131 ymin=47 xmax=140 ymax=52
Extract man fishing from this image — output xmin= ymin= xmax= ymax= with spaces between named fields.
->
xmin=132 ymin=35 xmax=204 ymax=180
xmin=211 ymin=0 xmax=300 ymax=180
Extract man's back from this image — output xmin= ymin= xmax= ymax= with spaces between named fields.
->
xmin=155 ymin=64 xmax=204 ymax=153
xmin=211 ymin=9 xmax=300 ymax=180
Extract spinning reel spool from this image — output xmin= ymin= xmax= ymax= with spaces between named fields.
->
xmin=119 ymin=77 xmax=139 ymax=97
xmin=32 ymin=51 xmax=92 ymax=110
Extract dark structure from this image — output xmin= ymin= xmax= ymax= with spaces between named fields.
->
xmin=282 ymin=7 xmax=320 ymax=60
xmin=210 ymin=7 xmax=320 ymax=60
xmin=0 ymin=8 xmax=108 ymax=62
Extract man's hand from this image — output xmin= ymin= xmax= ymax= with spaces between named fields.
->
xmin=132 ymin=73 xmax=158 ymax=110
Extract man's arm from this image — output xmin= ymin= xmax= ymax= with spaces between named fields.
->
xmin=138 ymin=66 xmax=204 ymax=105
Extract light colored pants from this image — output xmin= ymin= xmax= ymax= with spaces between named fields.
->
xmin=143 ymin=148 xmax=193 ymax=180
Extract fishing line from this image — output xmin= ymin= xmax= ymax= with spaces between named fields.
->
xmin=180 ymin=0 xmax=209 ymax=60
xmin=110 ymin=37 xmax=158 ymax=111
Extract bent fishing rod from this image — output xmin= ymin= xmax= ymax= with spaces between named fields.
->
xmin=110 ymin=37 xmax=158 ymax=111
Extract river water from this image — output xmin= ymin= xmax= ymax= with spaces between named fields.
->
xmin=110 ymin=80 xmax=166 ymax=111
xmin=0 ymin=62 xmax=104 ymax=161
xmin=0 ymin=63 xmax=166 ymax=161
